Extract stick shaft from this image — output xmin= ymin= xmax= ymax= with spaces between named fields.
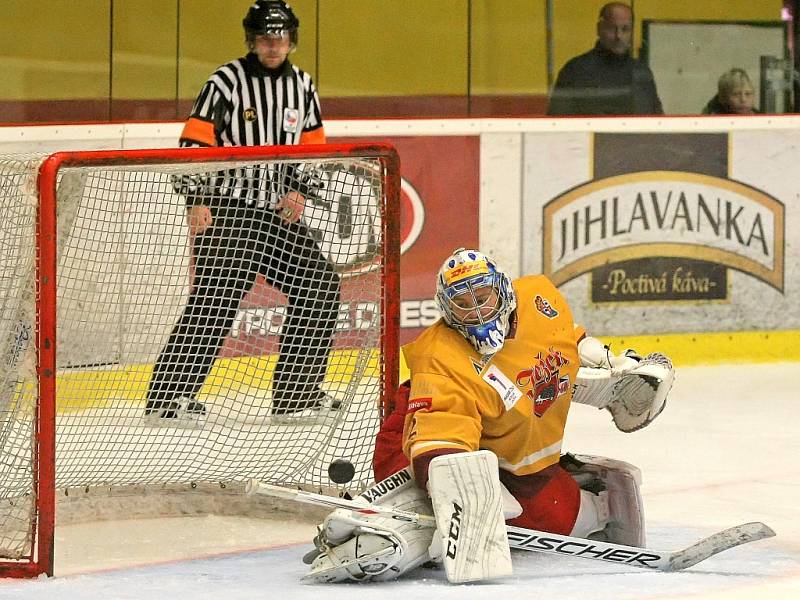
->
xmin=246 ymin=479 xmax=437 ymax=525
xmin=246 ymin=479 xmax=774 ymax=572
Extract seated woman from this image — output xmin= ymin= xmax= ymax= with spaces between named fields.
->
xmin=702 ymin=68 xmax=758 ymax=115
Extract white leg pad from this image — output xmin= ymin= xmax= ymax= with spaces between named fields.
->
xmin=565 ymin=454 xmax=646 ymax=547
xmin=571 ymin=489 xmax=611 ymax=539
xmin=501 ymin=481 xmax=523 ymax=520
xmin=428 ymin=450 xmax=513 ymax=583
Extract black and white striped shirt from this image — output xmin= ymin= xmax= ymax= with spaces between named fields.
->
xmin=183 ymin=53 xmax=323 ymax=148
xmin=178 ymin=54 xmax=325 ymax=207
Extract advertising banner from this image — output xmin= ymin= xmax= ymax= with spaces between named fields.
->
xmin=523 ymin=131 xmax=796 ymax=335
xmin=385 ymin=136 xmax=480 ymax=344
xmin=222 ymin=135 xmax=479 ymax=359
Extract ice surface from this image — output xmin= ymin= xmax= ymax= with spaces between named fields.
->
xmin=0 ymin=362 xmax=798 ymax=599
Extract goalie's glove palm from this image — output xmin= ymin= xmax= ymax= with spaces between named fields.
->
xmin=607 ymin=352 xmax=674 ymax=432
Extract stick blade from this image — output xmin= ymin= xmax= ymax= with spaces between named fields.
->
xmin=668 ymin=522 xmax=776 ymax=571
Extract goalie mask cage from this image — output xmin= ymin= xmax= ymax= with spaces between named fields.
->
xmin=0 ymin=143 xmax=400 ymax=577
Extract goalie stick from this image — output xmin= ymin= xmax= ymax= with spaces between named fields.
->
xmin=246 ymin=479 xmax=775 ymax=572
xmin=246 ymin=479 xmax=437 ymax=526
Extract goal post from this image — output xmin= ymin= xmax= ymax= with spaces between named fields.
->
xmin=0 ymin=143 xmax=400 ymax=577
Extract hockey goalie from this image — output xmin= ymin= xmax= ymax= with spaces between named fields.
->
xmin=302 ymin=248 xmax=675 ymax=583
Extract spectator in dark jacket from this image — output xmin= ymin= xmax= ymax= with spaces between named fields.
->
xmin=702 ymin=68 xmax=758 ymax=115
xmin=548 ymin=2 xmax=663 ymax=116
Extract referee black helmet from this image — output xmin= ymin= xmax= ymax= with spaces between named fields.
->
xmin=243 ymin=1 xmax=299 ymax=47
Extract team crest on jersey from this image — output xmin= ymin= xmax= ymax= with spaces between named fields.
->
xmin=283 ymin=107 xmax=299 ymax=132
xmin=482 ymin=365 xmax=523 ymax=411
xmin=516 ymin=347 xmax=571 ymax=417
xmin=243 ymin=107 xmax=257 ymax=122
xmin=534 ymin=295 xmax=558 ymax=319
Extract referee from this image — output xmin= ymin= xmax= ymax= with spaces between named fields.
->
xmin=145 ymin=0 xmax=340 ymax=424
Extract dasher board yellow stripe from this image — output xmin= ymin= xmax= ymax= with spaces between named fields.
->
xmin=599 ymin=329 xmax=800 ymax=366
xmin=48 ymin=348 xmax=381 ymax=413
xmin=398 ymin=329 xmax=800 ymax=383
xmin=27 ymin=330 xmax=800 ymax=414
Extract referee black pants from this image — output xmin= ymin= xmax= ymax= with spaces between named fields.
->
xmin=146 ymin=204 xmax=341 ymax=414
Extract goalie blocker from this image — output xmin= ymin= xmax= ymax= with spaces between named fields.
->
xmin=302 ymin=451 xmax=645 ymax=583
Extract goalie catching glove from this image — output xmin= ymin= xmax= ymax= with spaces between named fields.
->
xmin=574 ymin=337 xmax=675 ymax=432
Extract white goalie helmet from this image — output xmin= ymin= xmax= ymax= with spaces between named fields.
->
xmin=435 ymin=248 xmax=517 ymax=355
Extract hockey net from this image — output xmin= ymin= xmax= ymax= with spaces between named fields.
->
xmin=0 ymin=144 xmax=400 ymax=577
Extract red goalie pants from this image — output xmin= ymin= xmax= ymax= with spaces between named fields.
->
xmin=499 ymin=463 xmax=581 ymax=535
xmin=373 ymin=382 xmax=581 ymax=536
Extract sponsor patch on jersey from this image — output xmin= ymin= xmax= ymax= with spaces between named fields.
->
xmin=482 ymin=365 xmax=523 ymax=411
xmin=243 ymin=107 xmax=257 ymax=122
xmin=535 ymin=295 xmax=558 ymax=319
xmin=283 ymin=107 xmax=299 ymax=132
xmin=408 ymin=397 xmax=432 ymax=412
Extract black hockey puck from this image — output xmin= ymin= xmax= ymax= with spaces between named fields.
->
xmin=328 ymin=459 xmax=355 ymax=484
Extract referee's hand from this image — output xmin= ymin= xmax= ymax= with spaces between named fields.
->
xmin=277 ymin=190 xmax=306 ymax=224
xmin=187 ymin=205 xmax=213 ymax=236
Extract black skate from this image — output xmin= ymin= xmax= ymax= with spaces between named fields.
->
xmin=144 ymin=396 xmax=206 ymax=428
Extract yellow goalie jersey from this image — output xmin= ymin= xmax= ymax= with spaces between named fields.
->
xmin=403 ymin=275 xmax=585 ymax=476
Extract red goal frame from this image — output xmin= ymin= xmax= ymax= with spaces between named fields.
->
xmin=1 ymin=142 xmax=400 ymax=578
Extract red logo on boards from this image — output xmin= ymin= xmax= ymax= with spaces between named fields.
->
xmin=400 ymin=178 xmax=425 ymax=254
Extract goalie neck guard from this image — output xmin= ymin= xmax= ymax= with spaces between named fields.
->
xmin=435 ymin=248 xmax=516 ymax=356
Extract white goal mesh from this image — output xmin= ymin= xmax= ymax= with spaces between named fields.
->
xmin=0 ymin=145 xmax=400 ymax=575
